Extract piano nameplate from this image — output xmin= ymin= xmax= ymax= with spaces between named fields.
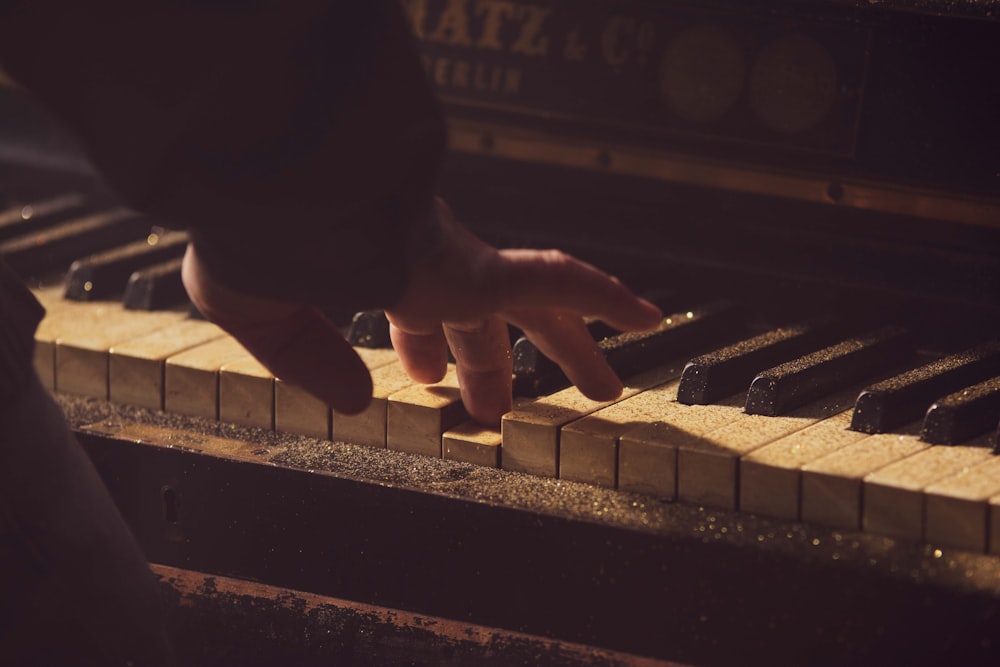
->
xmin=406 ymin=0 xmax=869 ymax=157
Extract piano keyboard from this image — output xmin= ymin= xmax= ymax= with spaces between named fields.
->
xmin=7 ymin=190 xmax=1000 ymax=556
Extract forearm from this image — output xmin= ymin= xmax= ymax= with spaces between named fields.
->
xmin=0 ymin=1 xmax=445 ymax=313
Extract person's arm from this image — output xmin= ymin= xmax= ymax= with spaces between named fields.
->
xmin=1 ymin=1 xmax=662 ymax=425
xmin=0 ymin=1 xmax=442 ymax=312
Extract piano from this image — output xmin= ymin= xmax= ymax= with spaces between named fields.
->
xmin=2 ymin=0 xmax=999 ymax=664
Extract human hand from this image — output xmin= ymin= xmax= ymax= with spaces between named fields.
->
xmin=181 ymin=200 xmax=662 ymax=426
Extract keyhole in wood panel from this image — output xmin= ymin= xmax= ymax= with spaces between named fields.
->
xmin=161 ymin=485 xmax=179 ymax=524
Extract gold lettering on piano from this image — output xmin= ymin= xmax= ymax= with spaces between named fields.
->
xmin=423 ymin=55 xmax=522 ymax=94
xmin=426 ymin=0 xmax=474 ymax=47
xmin=509 ymin=6 xmax=551 ymax=56
xmin=400 ymin=0 xmax=429 ymax=39
xmin=598 ymin=17 xmax=656 ymax=66
xmin=405 ymin=0 xmax=552 ymax=58
xmin=601 ymin=16 xmax=635 ymax=66
xmin=475 ymin=0 xmax=516 ymax=50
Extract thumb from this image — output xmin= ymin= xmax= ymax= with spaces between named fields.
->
xmin=182 ymin=243 xmax=373 ymax=414
xmin=234 ymin=307 xmax=373 ymax=415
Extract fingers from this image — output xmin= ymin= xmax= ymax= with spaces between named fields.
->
xmin=234 ymin=307 xmax=373 ymax=415
xmin=508 ymin=309 xmax=623 ymax=401
xmin=443 ymin=317 xmax=513 ymax=425
xmin=388 ymin=313 xmax=514 ymax=426
xmin=494 ymin=249 xmax=662 ymax=332
xmin=182 ymin=243 xmax=372 ymax=414
xmin=386 ymin=316 xmax=448 ymax=384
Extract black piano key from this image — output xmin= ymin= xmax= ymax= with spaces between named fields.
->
xmin=123 ymin=257 xmax=187 ymax=310
xmin=514 ymin=301 xmax=745 ymax=397
xmin=921 ymin=376 xmax=1000 ymax=445
xmin=64 ymin=229 xmax=188 ymax=301
xmin=0 ymin=192 xmax=100 ymax=242
xmin=677 ymin=318 xmax=844 ymax=405
xmin=346 ymin=310 xmax=391 ymax=348
xmin=513 ymin=318 xmax=623 ymax=396
xmin=512 ymin=289 xmax=685 ymax=397
xmin=745 ymin=326 xmax=915 ymax=417
xmin=346 ymin=310 xmax=522 ymax=352
xmin=603 ymin=302 xmax=746 ymax=380
xmin=0 ymin=208 xmax=145 ymax=278
xmin=852 ymin=340 xmax=1000 ymax=434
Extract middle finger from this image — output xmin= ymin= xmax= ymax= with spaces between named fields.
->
xmin=443 ymin=316 xmax=513 ymax=426
xmin=507 ymin=309 xmax=622 ymax=402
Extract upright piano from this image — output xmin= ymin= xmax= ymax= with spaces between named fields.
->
xmin=2 ymin=0 xmax=999 ymax=665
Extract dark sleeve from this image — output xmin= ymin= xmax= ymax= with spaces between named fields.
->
xmin=0 ymin=1 xmax=446 ymax=315
xmin=0 ymin=258 xmax=45 ymax=402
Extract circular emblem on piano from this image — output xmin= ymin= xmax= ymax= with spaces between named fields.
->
xmin=749 ymin=35 xmax=837 ymax=134
xmin=659 ymin=24 xmax=745 ymax=124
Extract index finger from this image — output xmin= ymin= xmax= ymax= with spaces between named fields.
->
xmin=493 ymin=249 xmax=662 ymax=331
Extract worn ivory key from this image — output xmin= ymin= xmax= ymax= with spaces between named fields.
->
xmin=443 ymin=421 xmax=504 ymax=468
xmin=164 ymin=336 xmax=254 ymax=419
xmin=274 ymin=379 xmax=330 ymax=440
xmin=32 ymin=285 xmax=105 ymax=389
xmin=502 ymin=363 xmax=681 ymax=478
xmin=924 ymin=455 xmax=1000 ymax=552
xmin=108 ymin=319 xmax=226 ymax=409
xmin=616 ymin=389 xmax=747 ymax=498
xmin=559 ymin=379 xmax=681 ymax=488
xmin=800 ymin=424 xmax=929 ymax=530
xmin=53 ymin=303 xmax=186 ymax=399
xmin=219 ymin=356 xmax=275 ymax=430
xmin=275 ymin=347 xmax=400 ymax=441
xmin=674 ymin=387 xmax=861 ymax=510
xmin=386 ymin=366 xmax=466 ymax=458
xmin=333 ymin=359 xmax=419 ymax=448
xmin=862 ymin=437 xmax=994 ymax=542
xmin=33 ymin=285 xmax=168 ymax=393
xmin=739 ymin=409 xmax=867 ymax=520
xmin=561 ymin=369 xmax=745 ymax=490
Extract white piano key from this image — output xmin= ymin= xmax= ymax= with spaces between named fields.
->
xmin=739 ymin=410 xmax=866 ymax=520
xmin=54 ymin=305 xmax=185 ymax=398
xmin=273 ymin=347 xmax=400 ymax=441
xmin=800 ymin=425 xmax=929 ymax=530
xmin=333 ymin=360 xmax=418 ymax=448
xmin=863 ymin=438 xmax=994 ymax=542
xmin=443 ymin=421 xmax=503 ymax=468
xmin=924 ymin=455 xmax=1000 ymax=552
xmin=219 ymin=356 xmax=275 ymax=430
xmin=675 ymin=387 xmax=860 ymax=510
xmin=164 ymin=337 xmax=253 ymax=419
xmin=502 ymin=364 xmax=681 ymax=478
xmin=109 ymin=319 xmax=225 ymax=410
xmin=386 ymin=366 xmax=466 ymax=458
